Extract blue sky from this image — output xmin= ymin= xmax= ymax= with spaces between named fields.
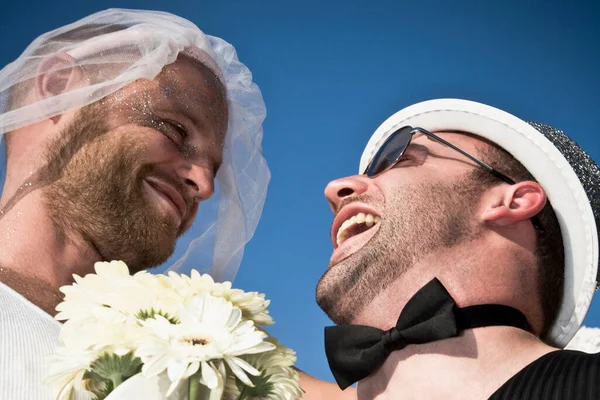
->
xmin=2 ymin=0 xmax=599 ymax=383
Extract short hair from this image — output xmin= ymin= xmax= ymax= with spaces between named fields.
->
xmin=470 ymin=136 xmax=564 ymax=337
xmin=6 ymin=23 xmax=128 ymax=112
xmin=3 ymin=23 xmax=129 ymax=154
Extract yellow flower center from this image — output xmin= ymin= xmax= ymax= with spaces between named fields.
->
xmin=181 ymin=335 xmax=211 ymax=346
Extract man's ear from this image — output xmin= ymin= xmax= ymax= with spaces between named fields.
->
xmin=481 ymin=181 xmax=546 ymax=227
xmin=35 ymin=53 xmax=85 ymax=123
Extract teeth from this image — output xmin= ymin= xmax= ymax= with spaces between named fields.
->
xmin=340 ymin=219 xmax=352 ymax=231
xmin=336 ymin=213 xmax=381 ymax=247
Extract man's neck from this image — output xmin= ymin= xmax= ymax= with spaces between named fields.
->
xmin=0 ymin=268 xmax=63 ymax=315
xmin=0 ymin=191 xmax=100 ymax=316
xmin=357 ymin=326 xmax=557 ymax=400
xmin=352 ymin=243 xmax=543 ymax=333
xmin=348 ymin=243 xmax=549 ymax=399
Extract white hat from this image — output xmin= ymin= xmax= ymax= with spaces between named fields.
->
xmin=359 ymin=99 xmax=599 ymax=348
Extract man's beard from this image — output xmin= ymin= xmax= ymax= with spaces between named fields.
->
xmin=316 ymin=179 xmax=482 ymax=324
xmin=42 ymin=103 xmax=183 ymax=272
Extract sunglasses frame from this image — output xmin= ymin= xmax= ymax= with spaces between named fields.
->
xmin=363 ymin=126 xmax=544 ymax=232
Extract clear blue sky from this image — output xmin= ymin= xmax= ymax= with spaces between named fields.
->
xmin=2 ymin=0 xmax=599 ymax=383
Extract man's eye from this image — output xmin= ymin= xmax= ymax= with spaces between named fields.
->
xmin=166 ymin=120 xmax=188 ymax=139
xmin=390 ymin=155 xmax=414 ymax=169
xmin=158 ymin=119 xmax=188 ymax=145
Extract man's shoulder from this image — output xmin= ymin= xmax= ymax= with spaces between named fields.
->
xmin=533 ymin=348 xmax=600 ymax=368
xmin=0 ymin=280 xmax=60 ymax=345
xmin=0 ymin=281 xmax=57 ymax=322
xmin=0 ymin=282 xmax=63 ymax=399
xmin=0 ymin=279 xmax=61 ymax=346
xmin=490 ymin=350 xmax=600 ymax=400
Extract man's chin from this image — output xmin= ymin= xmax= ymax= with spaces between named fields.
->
xmin=316 ymin=263 xmax=355 ymax=324
xmin=99 ymin=224 xmax=178 ymax=272
xmin=121 ymin=245 xmax=175 ymax=273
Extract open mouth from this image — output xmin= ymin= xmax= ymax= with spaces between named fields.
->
xmin=335 ymin=212 xmax=381 ymax=247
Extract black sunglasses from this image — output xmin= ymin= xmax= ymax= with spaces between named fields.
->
xmin=363 ymin=126 xmax=544 ymax=232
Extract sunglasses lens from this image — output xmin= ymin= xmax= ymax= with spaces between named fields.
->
xmin=365 ymin=127 xmax=412 ymax=176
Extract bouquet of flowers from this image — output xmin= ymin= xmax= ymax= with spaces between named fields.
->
xmin=45 ymin=261 xmax=303 ymax=400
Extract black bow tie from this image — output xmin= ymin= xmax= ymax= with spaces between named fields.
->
xmin=324 ymin=278 xmax=531 ymax=390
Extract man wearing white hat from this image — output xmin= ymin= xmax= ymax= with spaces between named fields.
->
xmin=0 ymin=9 xmax=271 ymax=399
xmin=318 ymin=99 xmax=600 ymax=399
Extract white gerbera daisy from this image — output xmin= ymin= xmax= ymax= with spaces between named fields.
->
xmin=219 ymin=287 xmax=273 ymax=327
xmin=136 ymin=293 xmax=275 ymax=396
xmin=44 ymin=347 xmax=97 ymax=400
xmin=60 ymin=316 xmax=145 ymax=356
xmin=169 ymin=270 xmax=274 ymax=326
xmin=56 ymin=261 xmax=184 ymax=326
xmin=55 ymin=261 xmax=133 ymax=323
xmin=224 ymin=337 xmax=303 ymax=400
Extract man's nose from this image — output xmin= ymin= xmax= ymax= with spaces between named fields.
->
xmin=324 ymin=175 xmax=370 ymax=213
xmin=177 ymin=163 xmax=215 ymax=202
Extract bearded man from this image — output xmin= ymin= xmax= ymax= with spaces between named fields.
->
xmin=0 ymin=9 xmax=270 ymax=399
xmin=318 ymin=99 xmax=600 ymax=399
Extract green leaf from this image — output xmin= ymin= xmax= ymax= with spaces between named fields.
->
xmin=135 ymin=307 xmax=179 ymax=324
xmin=82 ymin=352 xmax=143 ymax=399
xmin=82 ymin=372 xmax=113 ymax=400
xmin=236 ymin=372 xmax=274 ymax=399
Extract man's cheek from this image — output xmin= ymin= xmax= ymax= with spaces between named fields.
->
xmin=179 ymin=202 xmax=199 ymax=236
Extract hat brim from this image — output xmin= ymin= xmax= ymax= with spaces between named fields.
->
xmin=359 ymin=98 xmax=598 ymax=347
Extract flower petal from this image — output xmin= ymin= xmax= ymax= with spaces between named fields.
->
xmin=225 ymin=357 xmax=254 ymax=387
xmin=229 ymin=356 xmax=260 ymax=376
xmin=167 ymin=359 xmax=188 ymax=384
xmin=185 ymin=361 xmax=200 ymax=378
xmin=201 ymin=361 xmax=219 ymax=389
xmin=141 ymin=353 xmax=170 ymax=377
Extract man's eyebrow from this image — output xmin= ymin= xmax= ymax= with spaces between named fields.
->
xmin=173 ymin=87 xmax=226 ymax=133
xmin=405 ymin=142 xmax=430 ymax=155
xmin=167 ymin=99 xmax=207 ymax=135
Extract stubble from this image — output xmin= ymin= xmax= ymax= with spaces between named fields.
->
xmin=316 ymin=179 xmax=482 ymax=324
xmin=42 ymin=102 xmax=180 ymax=272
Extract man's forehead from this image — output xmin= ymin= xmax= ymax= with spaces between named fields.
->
xmin=411 ymin=130 xmax=485 ymax=152
xmin=157 ymin=58 xmax=226 ymax=114
xmin=107 ymin=56 xmax=226 ymax=116
xmin=158 ymin=54 xmax=223 ymax=89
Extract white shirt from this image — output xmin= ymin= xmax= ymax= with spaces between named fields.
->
xmin=0 ymin=282 xmax=90 ymax=400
